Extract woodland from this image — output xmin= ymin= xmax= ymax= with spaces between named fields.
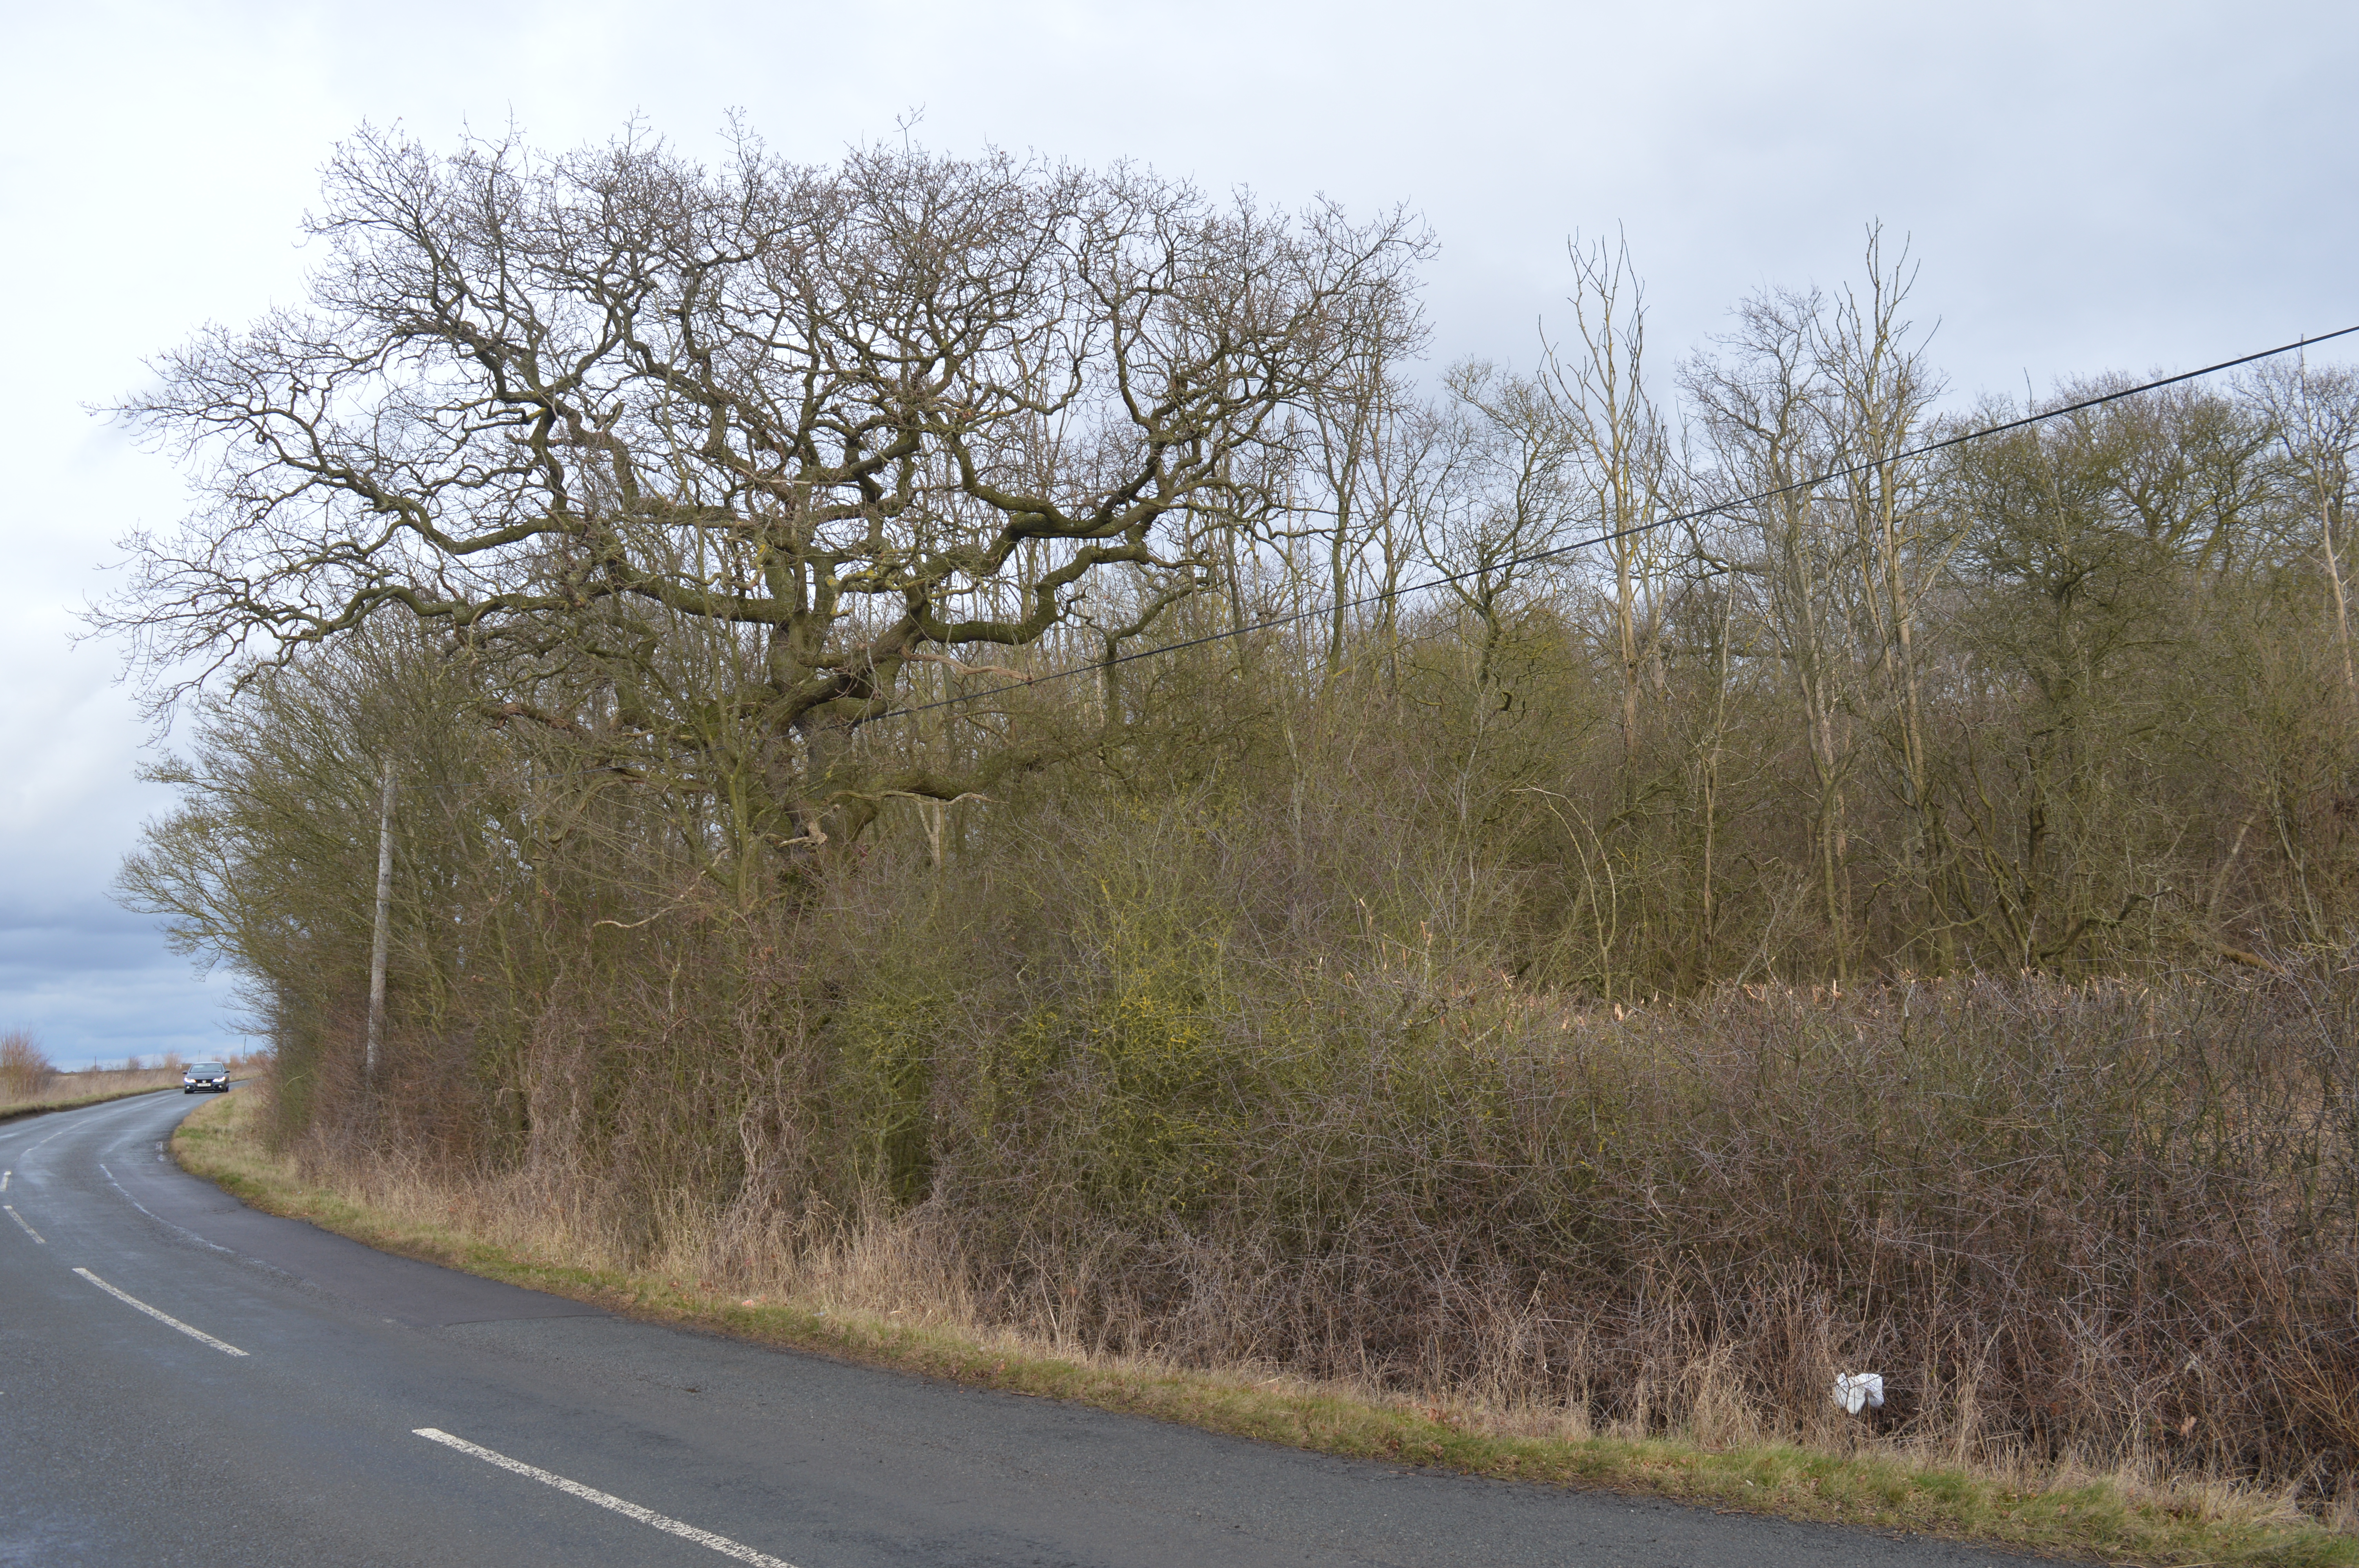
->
xmin=108 ymin=127 xmax=2359 ymax=1499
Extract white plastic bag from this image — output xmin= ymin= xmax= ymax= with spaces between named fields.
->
xmin=1832 ymin=1371 xmax=1885 ymax=1415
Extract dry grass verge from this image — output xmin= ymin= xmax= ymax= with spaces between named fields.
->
xmin=0 ymin=1067 xmax=193 ymax=1123
xmin=175 ymin=1088 xmax=2356 ymax=1568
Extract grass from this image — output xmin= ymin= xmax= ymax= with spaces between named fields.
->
xmin=172 ymin=1089 xmax=2358 ymax=1568
xmin=0 ymin=1067 xmax=196 ymax=1123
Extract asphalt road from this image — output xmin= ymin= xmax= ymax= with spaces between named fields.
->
xmin=2 ymin=1089 xmax=2045 ymax=1567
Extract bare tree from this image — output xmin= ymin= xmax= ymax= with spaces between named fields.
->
xmin=1815 ymin=228 xmax=1958 ymax=963
xmin=1298 ymin=274 xmax=1428 ymax=678
xmin=1543 ymin=233 xmax=1672 ymax=799
xmin=1686 ymin=288 xmax=1858 ymax=976
xmin=101 ymin=124 xmax=1425 ymax=861
xmin=1421 ymin=361 xmax=1579 ymax=701
xmin=2249 ymin=358 xmax=2359 ymax=699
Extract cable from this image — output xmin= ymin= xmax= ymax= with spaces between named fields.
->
xmin=870 ymin=323 xmax=2359 ymax=723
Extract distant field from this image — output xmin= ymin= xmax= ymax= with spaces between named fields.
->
xmin=0 ymin=1063 xmax=238 ymax=1121
xmin=0 ymin=1064 xmax=185 ymax=1118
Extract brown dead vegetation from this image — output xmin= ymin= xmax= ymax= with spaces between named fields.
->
xmin=105 ymin=123 xmax=2359 ymax=1526
xmin=273 ymin=819 xmax=2358 ymax=1514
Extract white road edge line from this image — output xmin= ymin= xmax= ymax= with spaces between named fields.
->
xmin=104 ymin=1174 xmax=240 ymax=1258
xmin=73 ymin=1267 xmax=249 ymax=1357
xmin=4 ymin=1204 xmax=43 ymax=1244
xmin=82 ymin=1145 xmax=242 ymax=1260
xmin=11 ymin=1091 xmax=162 ymax=1153
xmin=411 ymin=1428 xmax=799 ymax=1567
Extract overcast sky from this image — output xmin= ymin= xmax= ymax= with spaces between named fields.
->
xmin=2 ymin=0 xmax=2352 ymax=1067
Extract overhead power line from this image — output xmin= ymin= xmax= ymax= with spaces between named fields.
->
xmin=874 ymin=322 xmax=2359 ymax=724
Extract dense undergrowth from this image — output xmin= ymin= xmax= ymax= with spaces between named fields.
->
xmin=107 ymin=141 xmax=2359 ymax=1524
xmin=177 ymin=1089 xmax=2359 ymax=1566
xmin=254 ymin=799 xmax=2359 ymax=1517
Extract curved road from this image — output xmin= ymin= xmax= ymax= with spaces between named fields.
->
xmin=3 ymin=1089 xmax=2037 ymax=1566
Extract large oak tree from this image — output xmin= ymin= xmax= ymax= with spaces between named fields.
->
xmin=105 ymin=124 xmax=1423 ymax=850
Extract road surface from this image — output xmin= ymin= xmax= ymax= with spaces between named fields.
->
xmin=2 ymin=1088 xmax=2041 ymax=1566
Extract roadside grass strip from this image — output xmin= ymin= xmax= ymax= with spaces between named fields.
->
xmin=4 ymin=1204 xmax=44 ymax=1243
xmin=175 ymin=1094 xmax=2359 ymax=1568
xmin=74 ymin=1267 xmax=249 ymax=1357
xmin=413 ymin=1428 xmax=798 ymax=1566
xmin=0 ymin=1084 xmax=184 ymax=1125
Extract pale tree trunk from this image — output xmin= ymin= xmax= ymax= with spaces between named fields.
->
xmin=1293 ymin=278 xmax=1423 ymax=688
xmin=1821 ymin=229 xmax=1959 ymax=968
xmin=1683 ymin=536 xmax=1743 ymax=981
xmin=1683 ymin=287 xmax=1859 ymax=980
xmin=2321 ymin=512 xmax=2357 ymax=701
xmin=2279 ymin=362 xmax=2359 ymax=701
xmin=1790 ymin=515 xmax=1856 ymax=980
xmin=1548 ymin=234 xmax=1668 ymax=808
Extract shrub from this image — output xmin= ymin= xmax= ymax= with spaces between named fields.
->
xmin=0 ymin=1030 xmax=55 ymax=1099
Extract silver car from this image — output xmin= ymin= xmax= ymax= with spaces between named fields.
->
xmin=182 ymin=1062 xmax=229 ymax=1094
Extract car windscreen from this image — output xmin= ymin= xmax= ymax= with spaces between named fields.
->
xmin=187 ymin=1063 xmax=225 ymax=1074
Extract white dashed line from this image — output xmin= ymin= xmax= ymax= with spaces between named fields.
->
xmin=412 ymin=1428 xmax=799 ymax=1566
xmin=4 ymin=1205 xmax=43 ymax=1244
xmin=73 ymin=1268 xmax=249 ymax=1357
xmin=3 ymin=1169 xmax=11 ymax=1191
